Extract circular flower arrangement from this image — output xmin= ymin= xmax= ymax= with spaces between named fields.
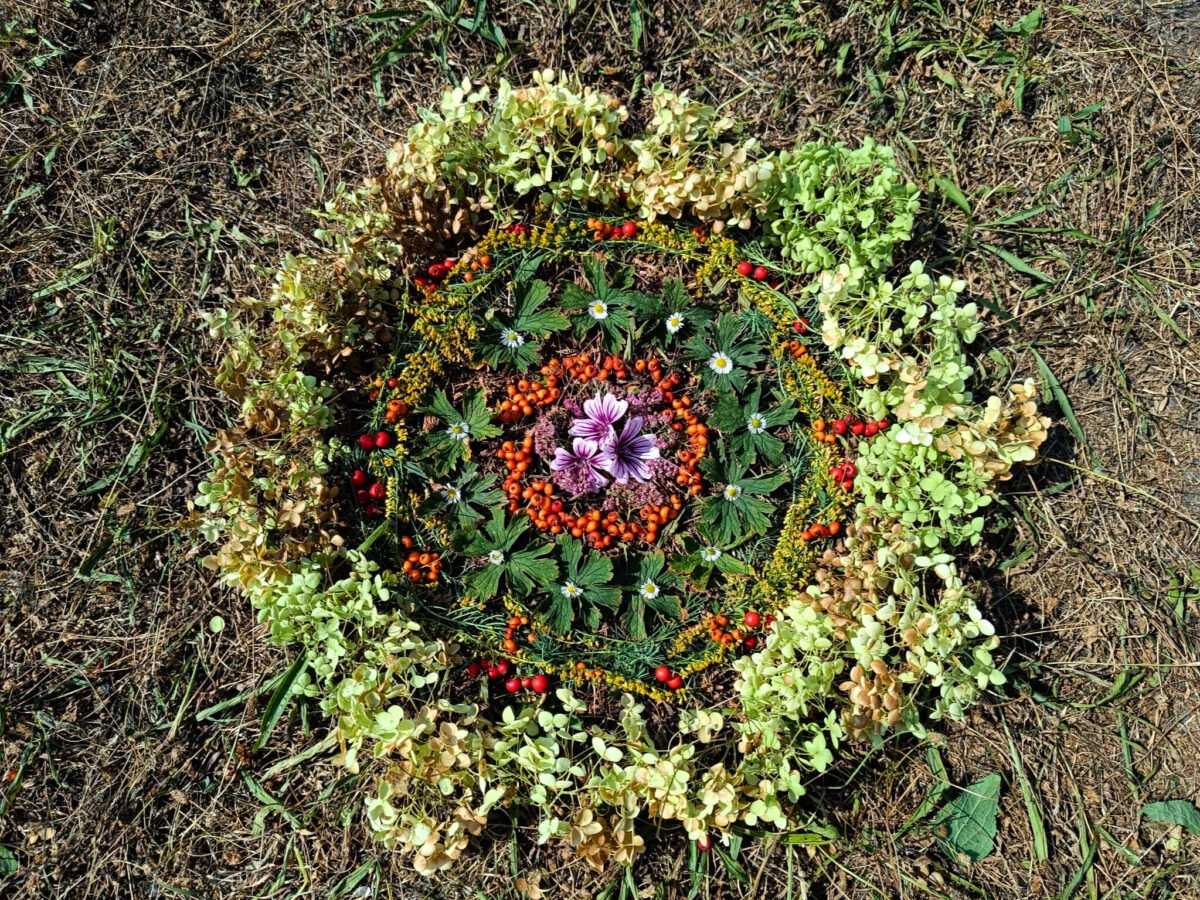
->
xmin=197 ymin=73 xmax=1051 ymax=874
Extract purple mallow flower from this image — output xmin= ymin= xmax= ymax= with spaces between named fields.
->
xmin=598 ymin=416 xmax=660 ymax=484
xmin=570 ymin=392 xmax=628 ymax=445
xmin=550 ymin=438 xmax=609 ymax=493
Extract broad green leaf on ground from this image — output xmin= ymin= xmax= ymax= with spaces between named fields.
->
xmin=1141 ymin=799 xmax=1200 ymax=835
xmin=933 ymin=772 xmax=1002 ymax=864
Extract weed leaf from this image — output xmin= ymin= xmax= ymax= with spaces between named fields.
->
xmin=1141 ymin=800 xmax=1200 ymax=835
xmin=933 ymin=772 xmax=1001 ymax=864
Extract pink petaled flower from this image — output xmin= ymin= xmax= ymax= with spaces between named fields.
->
xmin=569 ymin=392 xmax=629 ymax=445
xmin=598 ymin=417 xmax=660 ymax=484
xmin=550 ymin=438 xmax=609 ymax=493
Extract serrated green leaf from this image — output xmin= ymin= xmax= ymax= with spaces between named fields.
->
xmin=1141 ymin=799 xmax=1200 ymax=835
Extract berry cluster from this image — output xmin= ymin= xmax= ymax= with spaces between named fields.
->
xmin=799 ymin=520 xmax=842 ymax=543
xmin=501 ymin=612 xmax=536 ymax=654
xmin=498 ymin=376 xmax=561 ymax=423
xmin=652 ymin=665 xmax=686 ymax=691
xmin=350 ymin=467 xmax=387 ymax=517
xmin=782 ymin=338 xmax=808 ymax=360
xmin=585 ymin=217 xmax=639 ymax=241
xmin=811 ymin=414 xmax=888 ymax=446
xmin=400 ymin=536 xmax=442 ymax=584
xmin=413 ymin=257 xmax=458 ymax=291
xmin=705 ymin=609 xmax=775 ymax=650
xmin=464 ymin=657 xmax=549 ymax=694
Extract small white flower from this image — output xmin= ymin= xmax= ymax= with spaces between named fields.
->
xmin=746 ymin=414 xmax=766 ymax=434
xmin=723 ymin=484 xmax=742 ymax=502
xmin=708 ymin=352 xmax=733 ymax=375
xmin=441 ymin=486 xmax=462 ymax=504
xmin=487 ymin=549 xmax=505 ymax=565
xmin=701 ymin=546 xmax=722 ymax=562
xmin=589 ymin=300 xmax=609 ymax=321
xmin=500 ymin=329 xmax=525 ymax=348
xmin=447 ymin=421 xmax=470 ymax=440
xmin=639 ymin=580 xmax=660 ymax=600
xmin=561 ymin=582 xmax=582 ymax=599
xmin=665 ymin=312 xmax=685 ymax=334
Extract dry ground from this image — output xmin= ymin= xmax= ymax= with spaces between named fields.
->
xmin=2 ymin=1 xmax=1199 ymax=897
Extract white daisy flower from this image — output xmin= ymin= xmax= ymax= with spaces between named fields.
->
xmin=561 ymin=582 xmax=582 ymax=599
xmin=708 ymin=352 xmax=733 ymax=375
xmin=441 ymin=486 xmax=462 ymax=504
xmin=447 ymin=421 xmax=470 ymax=441
xmin=487 ymin=549 xmax=505 ymax=565
xmin=723 ymin=484 xmax=742 ymax=502
xmin=589 ymin=300 xmax=609 ymax=321
xmin=500 ymin=329 xmax=525 ymax=348
xmin=746 ymin=414 xmax=766 ymax=434
xmin=701 ymin=546 xmax=722 ymax=562
xmin=639 ymin=580 xmax=660 ymax=600
xmin=665 ymin=312 xmax=685 ymax=334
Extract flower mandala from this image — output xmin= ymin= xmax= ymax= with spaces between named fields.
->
xmin=197 ymin=72 xmax=1052 ymax=875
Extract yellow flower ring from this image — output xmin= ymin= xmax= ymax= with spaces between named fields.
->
xmin=354 ymin=217 xmax=852 ymax=704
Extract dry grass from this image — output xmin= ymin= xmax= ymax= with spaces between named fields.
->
xmin=2 ymin=0 xmax=1199 ymax=897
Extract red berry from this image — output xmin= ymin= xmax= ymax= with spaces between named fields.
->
xmin=495 ymin=660 xmax=509 ymax=676
xmin=521 ymin=677 xmax=533 ymax=689
xmin=505 ymin=677 xmax=521 ymax=693
xmin=842 ymin=479 xmax=854 ymax=491
xmin=374 ymin=431 xmax=391 ymax=448
xmin=443 ymin=258 xmax=455 ymax=268
xmin=830 ymin=466 xmax=844 ymax=481
xmin=743 ymin=611 xmax=761 ymax=629
xmin=843 ymin=463 xmax=857 ymax=478
xmin=667 ymin=675 xmax=683 ymax=690
xmin=467 ymin=662 xmax=481 ymax=678
xmin=654 ymin=666 xmax=671 ymax=683
xmin=621 ymin=221 xmax=638 ymax=238
xmin=831 ymin=420 xmax=847 ymax=435
xmin=368 ymin=482 xmax=386 ymax=500
xmin=744 ymin=636 xmax=758 ymax=649
xmin=531 ymin=674 xmax=549 ymax=693
xmin=487 ymin=665 xmax=499 ymax=679
xmin=752 ymin=265 xmax=768 ymax=281
xmin=386 ymin=377 xmax=398 ymax=389
xmin=351 ymin=469 xmax=368 ymax=487
xmin=736 ymin=261 xmax=753 ymax=276
xmin=428 ymin=263 xmax=443 ymax=278
xmin=792 ymin=320 xmax=804 ymax=333
xmin=768 ymin=279 xmax=781 ymax=289
xmin=876 ymin=418 xmax=888 ymax=430
xmin=764 ymin=615 xmax=776 ymax=629
xmin=864 ymin=423 xmax=878 ymax=437
xmin=697 ymin=833 xmax=712 ymax=852
xmin=355 ymin=489 xmax=369 ymax=505
xmin=850 ymin=422 xmax=865 ymax=436
xmin=358 ymin=434 xmax=376 ymax=450
xmin=365 ymin=504 xmax=381 ymax=516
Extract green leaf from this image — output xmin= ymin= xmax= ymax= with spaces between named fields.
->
xmin=933 ymin=772 xmax=1001 ymax=864
xmin=1030 ymin=348 xmax=1100 ymax=473
xmin=255 ymin=653 xmax=307 ymax=750
xmin=1141 ymin=799 xmax=1200 ymax=835
xmin=934 ymin=177 xmax=972 ymax=217
xmin=425 ymin=389 xmax=459 ymax=423
xmin=0 ymin=846 xmax=17 ymax=877
xmin=979 ymin=242 xmax=1055 ymax=284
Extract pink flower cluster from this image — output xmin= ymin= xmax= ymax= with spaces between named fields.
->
xmin=550 ymin=392 xmax=660 ymax=494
